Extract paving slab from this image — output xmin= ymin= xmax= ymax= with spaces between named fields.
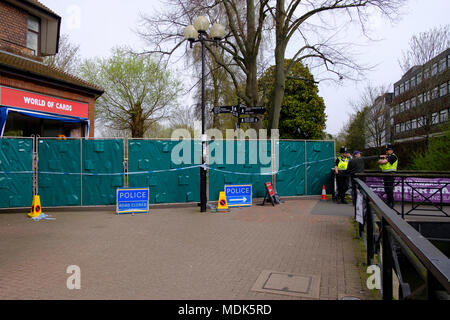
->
xmin=0 ymin=200 xmax=372 ymax=300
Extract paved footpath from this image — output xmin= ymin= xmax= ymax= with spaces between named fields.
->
xmin=0 ymin=200 xmax=372 ymax=300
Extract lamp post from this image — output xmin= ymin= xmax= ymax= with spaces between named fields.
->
xmin=184 ymin=17 xmax=225 ymax=212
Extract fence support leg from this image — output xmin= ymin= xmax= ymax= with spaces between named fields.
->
xmin=382 ymin=221 xmax=393 ymax=300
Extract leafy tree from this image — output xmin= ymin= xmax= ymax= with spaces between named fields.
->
xmin=410 ymin=125 xmax=450 ymax=171
xmin=344 ymin=106 xmax=369 ymax=152
xmin=79 ymin=48 xmax=182 ymax=138
xmin=259 ymin=60 xmax=326 ymax=139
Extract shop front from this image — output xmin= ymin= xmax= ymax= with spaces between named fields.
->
xmin=0 ymin=86 xmax=89 ymax=137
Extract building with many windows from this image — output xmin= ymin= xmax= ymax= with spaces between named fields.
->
xmin=0 ymin=0 xmax=103 ymax=137
xmin=392 ymin=48 xmax=450 ymax=143
xmin=365 ymin=92 xmax=393 ymax=149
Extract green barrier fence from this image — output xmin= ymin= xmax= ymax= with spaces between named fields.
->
xmin=208 ymin=140 xmax=272 ymax=201
xmin=0 ymin=138 xmax=33 ymax=208
xmin=0 ymin=137 xmax=334 ymax=208
xmin=128 ymin=139 xmax=201 ymax=204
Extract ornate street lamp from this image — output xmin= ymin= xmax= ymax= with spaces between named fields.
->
xmin=184 ymin=17 xmax=226 ymax=212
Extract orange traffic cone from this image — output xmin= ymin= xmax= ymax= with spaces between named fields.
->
xmin=321 ymin=185 xmax=327 ymax=201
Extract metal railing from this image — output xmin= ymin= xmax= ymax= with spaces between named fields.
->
xmin=356 ymin=172 xmax=450 ymax=218
xmin=354 ymin=178 xmax=450 ymax=300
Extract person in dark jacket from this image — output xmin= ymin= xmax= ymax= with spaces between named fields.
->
xmin=348 ymin=150 xmax=378 ymax=205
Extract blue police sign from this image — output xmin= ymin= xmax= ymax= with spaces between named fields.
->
xmin=224 ymin=184 xmax=252 ymax=207
xmin=116 ymin=188 xmax=149 ymax=214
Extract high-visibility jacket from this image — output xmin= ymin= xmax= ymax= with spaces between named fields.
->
xmin=337 ymin=157 xmax=349 ymax=171
xmin=379 ymin=154 xmax=398 ymax=172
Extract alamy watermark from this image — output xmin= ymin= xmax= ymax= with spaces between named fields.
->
xmin=170 ymin=123 xmax=279 ymax=175
xmin=66 ymin=265 xmax=81 ymax=290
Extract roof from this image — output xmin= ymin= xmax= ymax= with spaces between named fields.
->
xmin=19 ymin=0 xmax=60 ymax=18
xmin=0 ymin=51 xmax=104 ymax=96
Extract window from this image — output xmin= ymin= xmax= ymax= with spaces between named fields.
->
xmin=424 ymin=91 xmax=431 ymax=102
xmin=432 ymin=62 xmax=438 ymax=76
xmin=399 ymin=83 xmax=404 ymax=94
xmin=400 ymin=102 xmax=404 ymax=112
xmin=410 ymin=77 xmax=416 ymax=88
xmin=395 ymin=86 xmax=399 ymax=96
xmin=405 ymin=99 xmax=410 ymax=110
xmin=440 ymin=110 xmax=448 ymax=123
xmin=440 ymin=83 xmax=448 ymax=97
xmin=417 ymin=117 xmax=423 ymax=128
xmin=411 ymin=97 xmax=416 ymax=108
xmin=400 ymin=123 xmax=405 ymax=132
xmin=26 ymin=16 xmax=40 ymax=55
xmin=432 ymin=87 xmax=439 ymax=99
xmin=405 ymin=80 xmax=410 ymax=91
xmin=395 ymin=124 xmax=400 ymax=133
xmin=432 ymin=112 xmax=439 ymax=125
xmin=405 ymin=120 xmax=411 ymax=131
xmin=417 ymin=72 xmax=422 ymax=84
xmin=424 ymin=68 xmax=430 ymax=79
xmin=417 ymin=93 xmax=423 ymax=105
xmin=411 ymin=119 xmax=417 ymax=129
xmin=439 ymin=58 xmax=446 ymax=73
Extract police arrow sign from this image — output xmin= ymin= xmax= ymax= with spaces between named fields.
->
xmin=225 ymin=184 xmax=252 ymax=207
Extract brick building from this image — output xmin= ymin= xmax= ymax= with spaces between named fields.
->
xmin=0 ymin=0 xmax=103 ymax=137
xmin=392 ymin=48 xmax=450 ymax=143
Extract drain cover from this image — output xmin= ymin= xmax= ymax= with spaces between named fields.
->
xmin=251 ymin=270 xmax=320 ymax=299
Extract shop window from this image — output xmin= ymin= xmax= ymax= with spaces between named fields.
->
xmin=440 ymin=83 xmax=447 ymax=97
xmin=27 ymin=16 xmax=40 ymax=55
xmin=440 ymin=110 xmax=448 ymax=123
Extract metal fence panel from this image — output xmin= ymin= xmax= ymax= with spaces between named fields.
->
xmin=276 ymin=141 xmax=306 ymax=196
xmin=128 ymin=139 xmax=201 ymax=204
xmin=38 ymin=138 xmax=81 ymax=207
xmin=0 ymin=138 xmax=33 ymax=208
xmin=82 ymin=139 xmax=124 ymax=206
xmin=208 ymin=140 xmax=272 ymax=201
xmin=306 ymin=141 xmax=335 ymax=195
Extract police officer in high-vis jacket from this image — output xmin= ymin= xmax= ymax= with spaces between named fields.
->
xmin=334 ymin=147 xmax=351 ymax=204
xmin=378 ymin=144 xmax=398 ymax=208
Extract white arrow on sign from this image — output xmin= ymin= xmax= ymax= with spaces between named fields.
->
xmin=229 ymin=197 xmax=248 ymax=202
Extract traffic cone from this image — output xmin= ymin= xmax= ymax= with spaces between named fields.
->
xmin=217 ymin=191 xmax=230 ymax=212
xmin=321 ymin=185 xmax=327 ymax=201
xmin=28 ymin=195 xmax=43 ymax=218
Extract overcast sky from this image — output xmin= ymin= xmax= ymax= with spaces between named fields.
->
xmin=40 ymin=0 xmax=450 ymax=136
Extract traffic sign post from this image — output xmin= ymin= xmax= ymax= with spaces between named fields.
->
xmin=213 ymin=99 xmax=266 ymax=134
xmin=224 ymin=184 xmax=252 ymax=207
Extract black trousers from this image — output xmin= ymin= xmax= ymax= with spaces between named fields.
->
xmin=383 ymin=173 xmax=395 ymax=208
xmin=336 ymin=172 xmax=349 ymax=201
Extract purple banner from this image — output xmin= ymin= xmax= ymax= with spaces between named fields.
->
xmin=365 ymin=177 xmax=450 ymax=204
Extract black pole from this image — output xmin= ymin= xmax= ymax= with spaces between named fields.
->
xmin=200 ymin=32 xmax=207 ymax=212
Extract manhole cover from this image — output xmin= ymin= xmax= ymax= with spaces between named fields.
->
xmin=251 ymin=270 xmax=320 ymax=299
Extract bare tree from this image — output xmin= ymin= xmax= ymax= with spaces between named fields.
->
xmin=350 ymin=84 xmax=392 ymax=151
xmin=398 ymin=25 xmax=450 ymax=73
xmin=43 ymin=34 xmax=81 ymax=75
xmin=265 ymin=0 xmax=406 ymax=131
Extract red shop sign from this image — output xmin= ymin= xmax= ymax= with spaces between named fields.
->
xmin=0 ymin=86 xmax=88 ymax=118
